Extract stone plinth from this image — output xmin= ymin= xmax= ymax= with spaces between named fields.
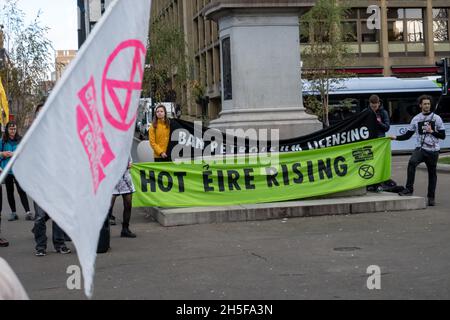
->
xmin=205 ymin=3 xmax=322 ymax=139
xmin=145 ymin=193 xmax=426 ymax=227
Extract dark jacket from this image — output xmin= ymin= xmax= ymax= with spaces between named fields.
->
xmin=370 ymin=107 xmax=390 ymax=137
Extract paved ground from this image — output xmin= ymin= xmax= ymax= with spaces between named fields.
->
xmin=0 ymin=154 xmax=449 ymax=300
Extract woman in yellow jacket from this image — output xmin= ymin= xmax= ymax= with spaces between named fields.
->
xmin=149 ymin=104 xmax=171 ymax=162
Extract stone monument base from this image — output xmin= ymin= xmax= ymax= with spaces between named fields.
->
xmin=209 ymin=107 xmax=322 ymax=140
xmin=144 ymin=192 xmax=426 ymax=227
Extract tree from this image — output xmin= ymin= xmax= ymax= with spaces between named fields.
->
xmin=0 ymin=0 xmax=52 ymax=130
xmin=143 ymin=19 xmax=191 ymax=107
xmin=301 ymin=0 xmax=354 ymax=127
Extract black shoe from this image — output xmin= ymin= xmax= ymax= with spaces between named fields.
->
xmin=25 ymin=212 xmax=34 ymax=221
xmin=109 ymin=216 xmax=116 ymax=226
xmin=0 ymin=237 xmax=9 ymax=247
xmin=55 ymin=246 xmax=71 ymax=254
xmin=7 ymin=213 xmax=18 ymax=221
xmin=121 ymin=228 xmax=137 ymax=238
xmin=398 ymin=189 xmax=413 ymax=196
xmin=428 ymin=198 xmax=436 ymax=206
xmin=35 ymin=249 xmax=46 ymax=257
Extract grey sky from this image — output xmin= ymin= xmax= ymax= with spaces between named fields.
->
xmin=0 ymin=0 xmax=78 ymax=50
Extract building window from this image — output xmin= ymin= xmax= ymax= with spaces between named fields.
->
xmin=388 ymin=8 xmax=424 ymax=42
xmin=342 ymin=21 xmax=358 ymax=42
xmin=433 ymin=8 xmax=450 ymax=42
xmin=301 ymin=8 xmax=380 ymax=57
xmin=358 ymin=9 xmax=380 ymax=42
xmin=341 ymin=9 xmax=357 ymax=43
xmin=340 ymin=9 xmax=380 ymax=43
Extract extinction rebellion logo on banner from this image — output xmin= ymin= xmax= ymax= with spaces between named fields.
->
xmin=359 ymin=165 xmax=375 ymax=180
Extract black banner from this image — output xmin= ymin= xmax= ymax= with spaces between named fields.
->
xmin=168 ymin=109 xmax=378 ymax=160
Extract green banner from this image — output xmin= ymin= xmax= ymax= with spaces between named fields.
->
xmin=131 ymin=138 xmax=391 ymax=207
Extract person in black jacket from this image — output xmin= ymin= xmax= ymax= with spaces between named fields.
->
xmin=368 ymin=94 xmax=390 ymax=138
xmin=367 ymin=95 xmax=391 ymax=192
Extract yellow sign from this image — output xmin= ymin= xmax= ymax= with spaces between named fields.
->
xmin=0 ymin=76 xmax=9 ymax=126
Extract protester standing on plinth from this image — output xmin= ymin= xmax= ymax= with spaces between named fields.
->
xmin=149 ymin=104 xmax=171 ymax=162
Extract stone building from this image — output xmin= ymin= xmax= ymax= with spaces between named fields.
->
xmin=152 ymin=0 xmax=450 ymax=120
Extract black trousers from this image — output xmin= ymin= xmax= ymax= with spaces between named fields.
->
xmin=5 ymin=175 xmax=30 ymax=213
xmin=406 ymin=148 xmax=439 ymax=199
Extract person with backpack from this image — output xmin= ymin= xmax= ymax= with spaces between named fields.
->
xmin=390 ymin=95 xmax=446 ymax=206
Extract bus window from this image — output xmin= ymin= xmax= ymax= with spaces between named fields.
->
xmin=388 ymin=98 xmax=419 ymax=125
xmin=436 ymin=96 xmax=450 ymax=122
xmin=328 ymin=98 xmax=358 ymax=124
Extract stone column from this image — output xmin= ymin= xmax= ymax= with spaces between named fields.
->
xmin=204 ymin=1 xmax=321 ymax=140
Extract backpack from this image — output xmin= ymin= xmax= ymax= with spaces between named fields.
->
xmin=380 ymin=179 xmax=406 ymax=193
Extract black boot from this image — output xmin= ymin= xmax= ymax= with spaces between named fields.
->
xmin=121 ymin=224 xmax=136 ymax=238
xmin=0 ymin=237 xmax=8 ymax=247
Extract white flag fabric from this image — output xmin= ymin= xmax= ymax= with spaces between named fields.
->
xmin=4 ymin=0 xmax=151 ymax=297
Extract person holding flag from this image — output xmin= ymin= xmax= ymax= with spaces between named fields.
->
xmin=0 ymin=121 xmax=33 ymax=221
xmin=0 ymin=257 xmax=29 ymax=299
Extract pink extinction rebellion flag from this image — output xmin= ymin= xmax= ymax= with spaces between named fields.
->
xmin=1 ymin=0 xmax=152 ymax=297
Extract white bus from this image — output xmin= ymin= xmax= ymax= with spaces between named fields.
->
xmin=302 ymin=77 xmax=450 ymax=152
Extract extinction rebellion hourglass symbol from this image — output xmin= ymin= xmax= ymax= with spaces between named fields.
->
xmin=77 ymin=39 xmax=146 ymax=193
xmin=102 ymin=39 xmax=146 ymax=131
